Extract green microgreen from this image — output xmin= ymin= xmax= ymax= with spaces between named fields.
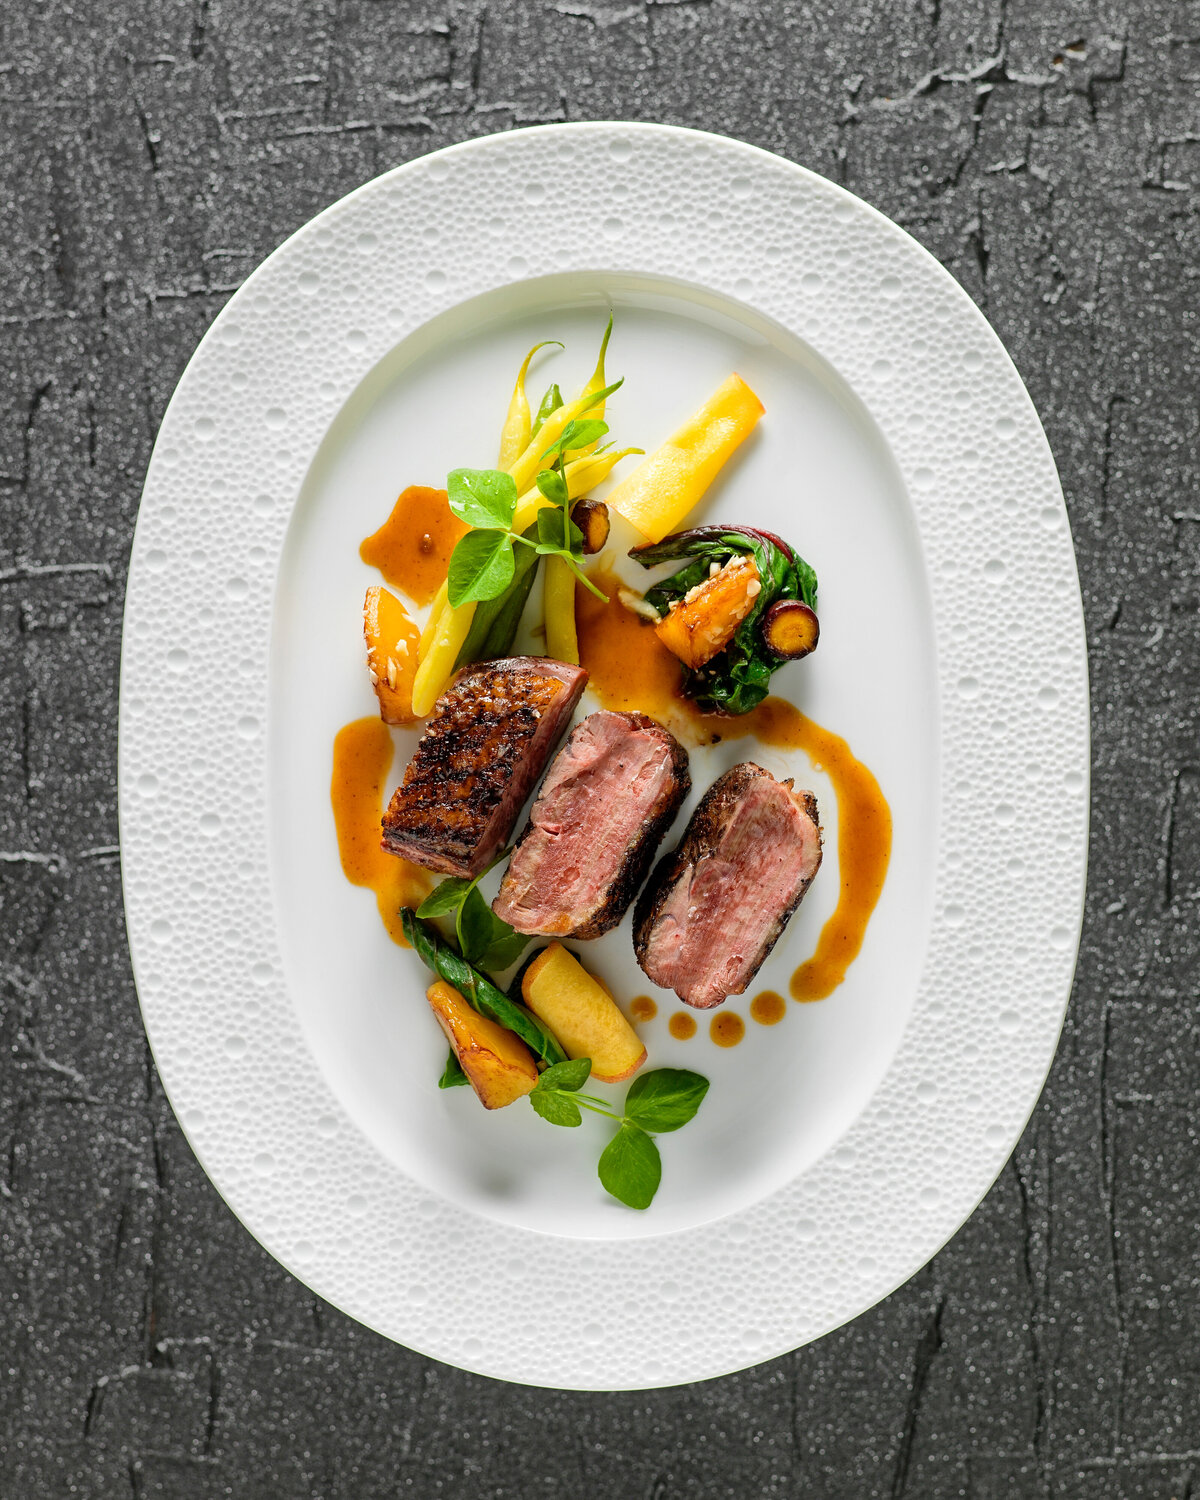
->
xmin=530 ymin=382 xmax=563 ymax=440
xmin=416 ymin=850 xmax=529 ymax=974
xmin=528 ymin=1062 xmax=709 ymax=1210
xmin=445 ymin=392 xmax=620 ymax=609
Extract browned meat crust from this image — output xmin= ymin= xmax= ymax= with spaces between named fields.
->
xmin=380 ymin=656 xmax=587 ymax=877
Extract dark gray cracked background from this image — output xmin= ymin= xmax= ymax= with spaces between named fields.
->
xmin=1 ymin=0 xmax=1197 ymax=1495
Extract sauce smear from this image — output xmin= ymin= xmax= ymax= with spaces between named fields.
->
xmin=331 ymin=717 xmax=431 ymax=944
xmin=360 ymin=486 xmax=467 ymax=606
xmin=630 ymin=996 xmax=657 ymax=1022
xmin=578 ymin=567 xmax=892 ymax=1002
xmin=750 ymin=991 xmax=786 ymax=1026
xmin=576 ymin=567 xmax=690 ymax=725
xmin=710 ymin=1012 xmax=745 ymax=1048
xmin=668 ymin=1012 xmax=697 ymax=1041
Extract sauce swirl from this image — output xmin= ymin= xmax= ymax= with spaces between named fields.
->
xmin=330 ymin=717 xmax=431 ymax=944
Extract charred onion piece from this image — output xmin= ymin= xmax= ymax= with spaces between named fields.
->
xmin=762 ymin=599 xmax=819 ymax=660
xmin=570 ymin=498 xmax=610 ymax=555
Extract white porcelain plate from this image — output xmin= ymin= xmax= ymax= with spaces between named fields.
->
xmin=119 ymin=123 xmax=1088 ymax=1390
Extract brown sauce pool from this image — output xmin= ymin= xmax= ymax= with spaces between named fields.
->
xmin=750 ymin=991 xmax=786 ymax=1025
xmin=630 ymin=996 xmax=657 ymax=1022
xmin=360 ymin=486 xmax=466 ymax=606
xmin=579 ymin=568 xmax=892 ymax=1004
xmin=668 ymin=1012 xmax=697 ymax=1040
xmin=331 ymin=717 xmax=431 ymax=944
xmin=710 ymin=1012 xmax=745 ymax=1048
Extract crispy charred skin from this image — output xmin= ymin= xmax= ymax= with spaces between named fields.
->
xmin=380 ymin=657 xmax=587 ymax=878
xmin=633 ymin=762 xmax=822 ymax=1008
xmin=495 ymin=711 xmax=691 ymax=940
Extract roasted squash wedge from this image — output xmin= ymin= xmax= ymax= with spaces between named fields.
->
xmin=654 ymin=554 xmax=761 ymax=669
xmin=363 ymin=585 xmax=421 ymax=724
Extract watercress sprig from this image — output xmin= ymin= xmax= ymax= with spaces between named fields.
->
xmin=445 ymin=392 xmax=621 ymax=611
xmin=528 ymin=1063 xmax=710 ymax=1209
xmin=415 ymin=850 xmax=529 ymax=973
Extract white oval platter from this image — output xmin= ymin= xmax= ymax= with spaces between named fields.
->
xmin=119 ymin=123 xmax=1088 ymax=1390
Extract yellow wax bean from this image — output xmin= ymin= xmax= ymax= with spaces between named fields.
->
xmin=419 ymin=580 xmax=449 ymax=658
xmin=510 ymin=447 xmax=642 ymax=534
xmin=498 ymin=341 xmax=561 ymax=470
xmin=573 ymin=315 xmax=613 ymax=458
xmin=507 ymin=377 xmax=622 ymax=497
xmin=605 ymin=373 xmax=764 ymax=543
xmin=543 ymin=554 xmax=579 ymax=664
xmin=412 ymin=439 xmax=638 ymax=712
xmin=411 ymin=596 xmax=476 ymax=717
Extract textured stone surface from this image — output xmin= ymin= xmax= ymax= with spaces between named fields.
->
xmin=0 ymin=0 xmax=1194 ymax=1495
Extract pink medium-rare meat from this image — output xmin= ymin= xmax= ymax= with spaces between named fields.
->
xmin=633 ymin=762 xmax=822 ymax=1009
xmin=492 ymin=711 xmax=691 ymax=940
xmin=380 ymin=656 xmax=587 ymax=878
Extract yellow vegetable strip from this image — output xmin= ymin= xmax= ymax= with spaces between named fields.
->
xmin=605 ymin=373 xmax=764 ymax=544
xmin=543 ymin=555 xmax=579 ymax=664
xmin=498 ymin=341 xmax=561 ymax=470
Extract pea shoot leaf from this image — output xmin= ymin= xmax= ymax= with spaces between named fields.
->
xmin=535 ymin=468 xmax=569 ymax=508
xmin=530 ymin=1089 xmax=583 ymax=1127
xmin=438 ymin=1049 xmax=470 ymax=1089
xmin=598 ymin=1122 xmax=661 ymax=1210
xmin=622 ymin=1069 xmax=710 ymax=1134
xmin=447 ymin=468 xmax=518 ymax=530
xmin=534 ymin=1057 xmax=592 ymax=1093
xmin=417 ymin=877 xmax=474 ymax=919
xmin=535 ymin=507 xmax=583 ymax=554
xmin=478 ymin=928 xmax=530 ymax=972
xmin=447 ymin=529 xmax=515 ymax=608
xmin=457 ymin=887 xmax=528 ymax=971
xmin=541 ymin=417 xmax=608 ymax=462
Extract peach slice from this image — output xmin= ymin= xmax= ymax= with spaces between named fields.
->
xmin=364 ymin=585 xmax=420 ymax=725
xmin=522 ymin=943 xmax=647 ymax=1084
xmin=426 ymin=980 xmax=538 ymax=1110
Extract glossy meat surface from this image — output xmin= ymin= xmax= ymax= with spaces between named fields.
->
xmin=493 ymin=711 xmax=690 ymax=939
xmin=633 ymin=762 xmax=822 ymax=1008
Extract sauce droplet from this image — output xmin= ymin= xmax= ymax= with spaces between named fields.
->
xmin=630 ymin=995 xmax=657 ymax=1022
xmin=750 ymin=990 xmax=786 ymax=1025
xmin=330 ymin=717 xmax=431 ymax=943
xmin=710 ymin=1012 xmax=745 ymax=1048
xmin=668 ymin=1012 xmax=697 ymax=1040
xmin=359 ymin=486 xmax=466 ymax=606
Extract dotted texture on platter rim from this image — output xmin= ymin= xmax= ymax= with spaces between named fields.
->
xmin=118 ymin=122 xmax=1088 ymax=1391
